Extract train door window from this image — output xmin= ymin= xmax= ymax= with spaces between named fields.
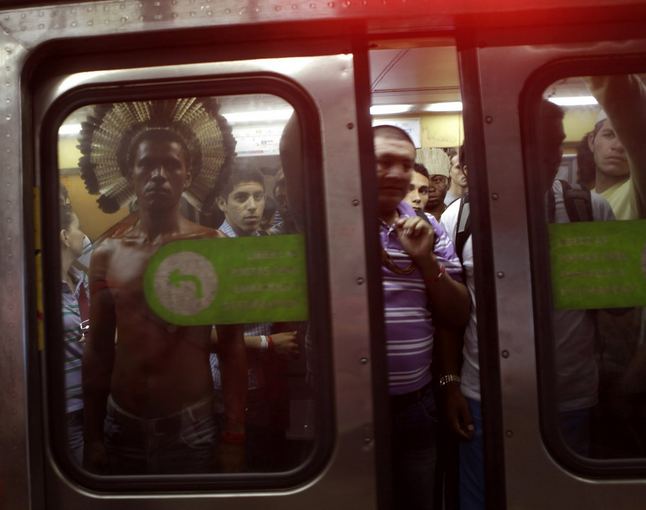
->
xmin=527 ymin=71 xmax=646 ymax=467
xmin=46 ymin=90 xmax=331 ymax=488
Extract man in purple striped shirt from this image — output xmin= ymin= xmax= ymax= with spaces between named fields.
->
xmin=374 ymin=125 xmax=469 ymax=510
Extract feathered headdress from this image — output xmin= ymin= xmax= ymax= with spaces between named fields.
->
xmin=78 ymin=97 xmax=236 ymax=213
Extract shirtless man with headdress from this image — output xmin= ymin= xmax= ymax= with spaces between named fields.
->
xmin=80 ymin=98 xmax=247 ymax=474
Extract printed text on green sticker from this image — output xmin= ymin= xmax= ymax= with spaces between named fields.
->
xmin=144 ymin=234 xmax=309 ymax=325
xmin=549 ymin=220 xmax=646 ymax=309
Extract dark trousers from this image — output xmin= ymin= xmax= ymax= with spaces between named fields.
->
xmin=391 ymin=384 xmax=438 ymax=510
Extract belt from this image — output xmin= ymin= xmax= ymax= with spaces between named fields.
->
xmin=390 ymin=383 xmax=432 ymax=410
xmin=107 ymin=396 xmax=214 ymax=435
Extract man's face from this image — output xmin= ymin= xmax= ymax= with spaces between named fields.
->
xmin=218 ymin=181 xmax=266 ymax=235
xmin=63 ymin=213 xmax=86 ymax=259
xmin=404 ymin=171 xmax=430 ymax=213
xmin=449 ymin=155 xmax=468 ymax=188
xmin=588 ymin=119 xmax=629 ymax=179
xmin=428 ymin=174 xmax=449 ymax=207
xmin=131 ymin=138 xmax=190 ymax=212
xmin=375 ymin=135 xmax=416 ymax=214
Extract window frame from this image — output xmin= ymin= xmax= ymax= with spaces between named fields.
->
xmin=40 ymin=73 xmax=335 ymax=492
xmin=521 ymin=52 xmax=646 ymax=478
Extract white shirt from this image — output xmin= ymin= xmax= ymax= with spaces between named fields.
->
xmin=441 ymin=182 xmax=615 ymax=410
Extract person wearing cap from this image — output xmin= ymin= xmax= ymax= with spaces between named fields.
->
xmin=418 ymin=147 xmax=451 ymax=221
xmin=588 ymin=74 xmax=646 ymax=220
xmin=81 ymin=99 xmax=247 ymax=475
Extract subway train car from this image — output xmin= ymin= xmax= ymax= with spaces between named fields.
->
xmin=1 ymin=0 xmax=646 ymax=508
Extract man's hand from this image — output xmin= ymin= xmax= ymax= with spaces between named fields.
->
xmin=83 ymin=440 xmax=109 ymax=472
xmin=442 ymin=384 xmax=474 ymax=440
xmin=216 ymin=442 xmax=245 ymax=472
xmin=395 ymin=216 xmax=435 ymax=265
xmin=271 ymin=331 xmax=299 ymax=357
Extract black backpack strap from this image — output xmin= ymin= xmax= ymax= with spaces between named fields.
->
xmin=455 ymin=195 xmax=470 ymax=265
xmin=560 ymin=180 xmax=593 ymax=222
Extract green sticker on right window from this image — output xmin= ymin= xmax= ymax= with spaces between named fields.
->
xmin=549 ymin=220 xmax=646 ymax=309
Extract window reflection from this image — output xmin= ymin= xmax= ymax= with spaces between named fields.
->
xmin=56 ymin=94 xmax=316 ymax=475
xmin=542 ymin=73 xmax=646 ymax=459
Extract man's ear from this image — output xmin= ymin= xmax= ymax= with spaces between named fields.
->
xmin=216 ymin=196 xmax=227 ymax=213
xmin=184 ymin=171 xmax=192 ymax=189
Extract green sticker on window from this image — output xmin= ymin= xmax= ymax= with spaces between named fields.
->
xmin=549 ymin=220 xmax=646 ymax=310
xmin=144 ymin=234 xmax=309 ymax=325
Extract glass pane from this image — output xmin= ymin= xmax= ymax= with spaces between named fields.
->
xmin=539 ymin=73 xmax=646 ymax=458
xmin=56 ymin=93 xmax=319 ymax=475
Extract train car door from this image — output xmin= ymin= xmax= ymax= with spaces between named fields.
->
xmin=457 ymin=21 xmax=646 ymax=510
xmin=0 ymin=5 xmax=391 ymax=508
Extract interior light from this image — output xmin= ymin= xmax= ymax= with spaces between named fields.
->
xmin=370 ymin=104 xmax=413 ymax=116
xmin=548 ymin=96 xmax=598 ymax=106
xmin=221 ymin=108 xmax=294 ymax=124
xmin=58 ymin=123 xmax=82 ymax=136
xmin=425 ymin=102 xmax=463 ymax=112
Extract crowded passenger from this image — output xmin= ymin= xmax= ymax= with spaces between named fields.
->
xmin=214 ymin=167 xmax=298 ymax=471
xmin=80 ymin=99 xmax=247 ymax=474
xmin=426 ymin=149 xmax=451 ymax=221
xmin=445 ymin=146 xmax=468 ymax=206
xmin=587 ymin=74 xmax=646 ymax=458
xmin=588 ymin=74 xmax=646 ymax=220
xmin=60 ymin=189 xmax=89 ymax=464
xmin=374 ymin=124 xmax=469 ymax=510
xmin=269 ymin=172 xmax=298 ymax=235
xmin=441 ymin=101 xmax=616 ymax=508
xmin=404 ymin=163 xmax=431 ymax=217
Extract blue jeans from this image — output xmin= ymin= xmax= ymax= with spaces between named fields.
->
xmin=391 ymin=384 xmax=438 ymax=510
xmin=459 ymin=398 xmax=484 ymax=510
xmin=104 ymin=396 xmax=218 ymax=474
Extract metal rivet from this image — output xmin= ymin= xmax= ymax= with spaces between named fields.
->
xmin=505 ymin=430 xmax=513 ymax=438
xmin=356 ymin=276 xmax=365 ymax=285
xmin=491 ymin=193 xmax=499 ymax=200
xmin=360 ymin=356 xmax=368 ymax=365
xmin=485 ymin=115 xmax=493 ymax=124
xmin=352 ymin=199 xmax=360 ymax=206
xmin=501 ymin=350 xmax=509 ymax=359
xmin=346 ymin=122 xmax=354 ymax=129
xmin=496 ymin=271 xmax=504 ymax=279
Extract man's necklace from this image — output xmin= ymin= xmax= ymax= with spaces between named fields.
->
xmin=379 ymin=216 xmax=416 ymax=275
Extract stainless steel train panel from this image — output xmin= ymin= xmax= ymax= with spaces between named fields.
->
xmin=464 ymin=39 xmax=646 ymax=509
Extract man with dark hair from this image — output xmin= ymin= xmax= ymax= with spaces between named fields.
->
xmin=215 ymin=167 xmax=298 ymax=470
xmin=588 ymin=74 xmax=646 ymax=220
xmin=445 ymin=145 xmax=468 ymax=206
xmin=217 ymin=167 xmax=267 ymax=237
xmin=374 ymin=124 xmax=469 ymax=510
xmin=405 ymin=163 xmax=431 ymax=215
xmin=82 ymin=111 xmax=247 ymax=475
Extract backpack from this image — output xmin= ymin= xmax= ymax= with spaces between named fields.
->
xmin=454 ymin=180 xmax=592 ymax=263
xmin=548 ymin=180 xmax=593 ymax=223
